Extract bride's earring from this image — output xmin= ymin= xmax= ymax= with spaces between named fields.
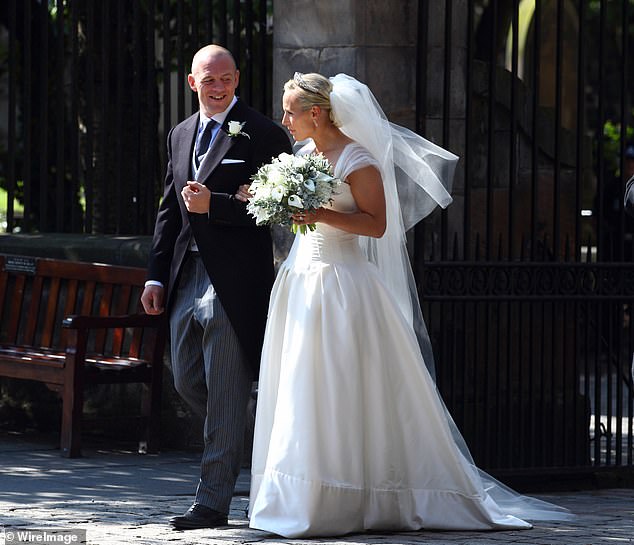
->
xmin=313 ymin=119 xmax=319 ymax=128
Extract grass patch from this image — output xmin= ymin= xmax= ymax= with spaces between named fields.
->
xmin=0 ymin=187 xmax=23 ymax=214
xmin=0 ymin=187 xmax=24 ymax=232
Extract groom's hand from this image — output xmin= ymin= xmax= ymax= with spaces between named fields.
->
xmin=141 ymin=285 xmax=164 ymax=315
xmin=182 ymin=181 xmax=211 ymax=214
xmin=234 ymin=184 xmax=252 ymax=202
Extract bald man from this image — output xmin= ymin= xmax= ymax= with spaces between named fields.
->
xmin=141 ymin=45 xmax=291 ymax=530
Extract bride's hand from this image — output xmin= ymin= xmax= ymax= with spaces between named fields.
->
xmin=292 ymin=209 xmax=322 ymax=225
xmin=234 ymin=184 xmax=253 ymax=202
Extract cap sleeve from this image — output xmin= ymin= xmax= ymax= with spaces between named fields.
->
xmin=335 ymin=143 xmax=380 ymax=181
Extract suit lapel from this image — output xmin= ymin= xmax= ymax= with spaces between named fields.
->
xmin=196 ymin=129 xmax=236 ymax=183
xmin=176 ymin=114 xmax=198 ymax=184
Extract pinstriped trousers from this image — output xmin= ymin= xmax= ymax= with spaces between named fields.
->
xmin=169 ymin=252 xmax=252 ymax=514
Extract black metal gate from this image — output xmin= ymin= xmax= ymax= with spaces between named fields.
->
xmin=1 ymin=0 xmax=273 ymax=235
xmin=416 ymin=0 xmax=634 ymax=475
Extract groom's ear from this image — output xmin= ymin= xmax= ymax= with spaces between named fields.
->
xmin=187 ymin=74 xmax=197 ymax=92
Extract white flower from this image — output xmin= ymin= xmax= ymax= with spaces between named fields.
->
xmin=288 ymin=195 xmax=304 ymax=208
xmin=292 ymin=155 xmax=308 ymax=169
xmin=253 ymin=184 xmax=271 ymax=199
xmin=255 ymin=208 xmax=270 ymax=224
xmin=271 ymin=186 xmax=285 ymax=202
xmin=278 ymin=152 xmax=295 ymax=164
xmin=227 ymin=121 xmax=250 ymax=138
xmin=303 ymin=178 xmax=315 ymax=192
xmin=268 ymin=167 xmax=286 ymax=186
xmin=313 ymin=171 xmax=333 ymax=183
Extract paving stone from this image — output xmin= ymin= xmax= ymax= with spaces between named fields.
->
xmin=1 ymin=434 xmax=633 ymax=545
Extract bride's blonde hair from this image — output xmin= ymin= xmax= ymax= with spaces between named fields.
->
xmin=284 ymin=72 xmax=340 ymax=126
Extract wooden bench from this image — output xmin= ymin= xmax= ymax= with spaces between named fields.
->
xmin=0 ymin=253 xmax=166 ymax=457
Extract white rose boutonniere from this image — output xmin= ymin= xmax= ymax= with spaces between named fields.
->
xmin=227 ymin=120 xmax=250 ymax=139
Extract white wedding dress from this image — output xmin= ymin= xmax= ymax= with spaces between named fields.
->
xmin=249 ymin=143 xmax=569 ymax=538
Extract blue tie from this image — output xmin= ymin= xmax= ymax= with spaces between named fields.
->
xmin=195 ymin=120 xmax=217 ymax=168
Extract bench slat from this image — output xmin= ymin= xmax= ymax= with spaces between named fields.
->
xmin=0 ymin=359 xmax=65 ymax=384
xmin=130 ymin=328 xmax=143 ymax=359
xmin=60 ymin=279 xmax=79 ymax=347
xmin=81 ymin=281 xmax=96 ymax=315
xmin=6 ymin=275 xmax=26 ymax=344
xmin=0 ymin=268 xmax=7 ymax=323
xmin=112 ymin=284 xmax=133 ymax=356
xmin=24 ymin=276 xmax=44 ymax=346
xmin=0 ymin=345 xmax=66 ymax=364
xmin=0 ymin=346 xmax=150 ymax=370
xmin=37 ymin=259 xmax=147 ymax=285
xmin=94 ymin=284 xmax=114 ymax=352
xmin=41 ymin=277 xmax=61 ymax=348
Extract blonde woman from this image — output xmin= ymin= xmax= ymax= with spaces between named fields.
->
xmin=238 ymin=73 xmax=572 ymax=538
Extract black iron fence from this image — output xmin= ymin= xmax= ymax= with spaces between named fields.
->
xmin=416 ymin=0 xmax=634 ymax=475
xmin=3 ymin=0 xmax=633 ymax=478
xmin=1 ymin=0 xmax=273 ymax=235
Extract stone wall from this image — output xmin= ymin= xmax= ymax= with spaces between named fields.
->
xmin=272 ymin=0 xmax=418 ymax=128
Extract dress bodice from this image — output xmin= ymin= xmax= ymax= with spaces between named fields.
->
xmin=295 ymin=143 xmax=379 ymax=264
xmin=295 ymin=182 xmax=358 ymax=264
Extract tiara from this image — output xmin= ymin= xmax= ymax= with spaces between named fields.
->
xmin=293 ymin=72 xmax=322 ymax=94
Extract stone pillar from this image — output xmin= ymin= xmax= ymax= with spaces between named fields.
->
xmin=272 ymin=0 xmax=418 ymax=128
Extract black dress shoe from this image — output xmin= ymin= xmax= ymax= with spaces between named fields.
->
xmin=169 ymin=504 xmax=228 ymax=530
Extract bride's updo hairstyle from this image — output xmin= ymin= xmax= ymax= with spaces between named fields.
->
xmin=284 ymin=72 xmax=340 ymax=126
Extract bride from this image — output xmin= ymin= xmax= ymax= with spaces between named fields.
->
xmin=240 ymin=72 xmax=572 ymax=538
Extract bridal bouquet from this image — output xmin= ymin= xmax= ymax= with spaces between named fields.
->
xmin=247 ymin=152 xmax=341 ymax=234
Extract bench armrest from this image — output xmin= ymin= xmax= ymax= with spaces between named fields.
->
xmin=62 ymin=313 xmax=165 ymax=330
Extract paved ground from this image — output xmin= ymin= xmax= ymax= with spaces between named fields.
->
xmin=0 ymin=432 xmax=633 ymax=545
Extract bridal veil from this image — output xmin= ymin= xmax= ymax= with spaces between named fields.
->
xmin=327 ymin=73 xmax=573 ymax=522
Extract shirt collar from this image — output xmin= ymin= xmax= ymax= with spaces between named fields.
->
xmin=199 ymin=96 xmax=238 ymax=128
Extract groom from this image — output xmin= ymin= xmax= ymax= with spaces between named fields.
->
xmin=141 ymin=44 xmax=291 ymax=530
